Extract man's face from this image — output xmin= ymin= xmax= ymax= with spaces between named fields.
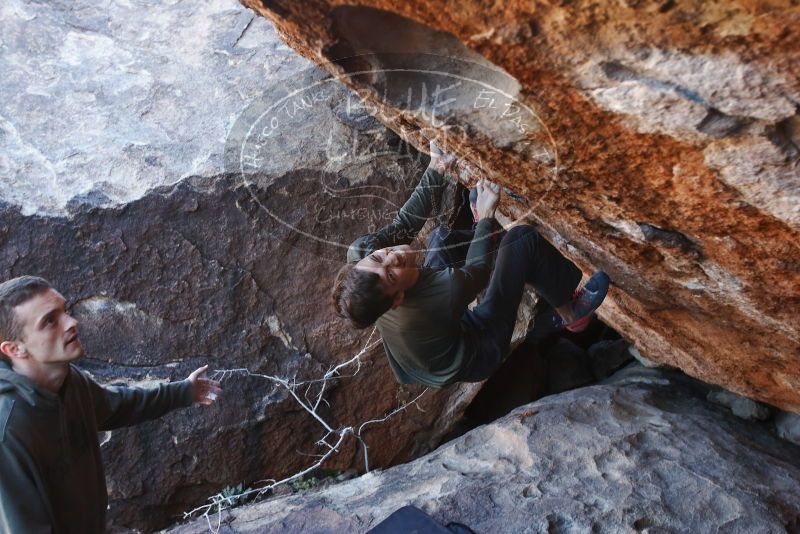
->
xmin=13 ymin=289 xmax=84 ymax=364
xmin=355 ymin=245 xmax=420 ymax=296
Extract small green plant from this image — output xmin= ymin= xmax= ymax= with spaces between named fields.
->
xmin=218 ymin=483 xmax=252 ymax=507
xmin=289 ymin=476 xmax=318 ymax=492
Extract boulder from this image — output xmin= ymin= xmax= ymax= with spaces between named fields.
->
xmin=0 ymin=0 xmax=301 ymax=215
xmin=775 ymin=411 xmax=800 ymax=447
xmin=707 ymin=388 xmax=774 ymax=421
xmin=171 ymin=364 xmax=800 ymax=533
xmin=240 ymin=0 xmax=800 ymax=412
xmin=628 ymin=345 xmax=666 ymax=369
xmin=0 ymin=0 xmax=482 ymax=529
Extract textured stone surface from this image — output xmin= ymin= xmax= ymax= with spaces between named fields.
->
xmin=171 ymin=364 xmax=800 ymax=533
xmin=0 ymin=0 xmax=313 ymax=216
xmin=240 ymin=0 xmax=800 ymax=412
xmin=4 ymin=1 xmax=800 ymax=531
xmin=775 ymin=411 xmax=800 ymax=447
xmin=708 ymin=387 xmax=774 ymax=421
xmin=628 ymin=345 xmax=665 ymax=369
xmin=0 ymin=1 xmax=483 ymax=530
xmin=1 ymin=170 xmax=484 ymax=532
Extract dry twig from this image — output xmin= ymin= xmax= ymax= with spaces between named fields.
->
xmin=183 ymin=328 xmax=428 ymax=531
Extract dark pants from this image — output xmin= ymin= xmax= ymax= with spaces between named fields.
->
xmin=457 ymin=225 xmax=583 ymax=382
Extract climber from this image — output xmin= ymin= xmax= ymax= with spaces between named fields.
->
xmin=332 ymin=143 xmax=610 ymax=387
xmin=345 ymin=140 xmax=476 ymax=269
xmin=0 ymin=275 xmax=223 ymax=533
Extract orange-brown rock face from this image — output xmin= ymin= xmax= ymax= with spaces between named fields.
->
xmin=242 ymin=0 xmax=800 ymax=411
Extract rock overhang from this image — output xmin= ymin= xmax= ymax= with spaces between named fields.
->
xmin=240 ymin=0 xmax=800 ymax=411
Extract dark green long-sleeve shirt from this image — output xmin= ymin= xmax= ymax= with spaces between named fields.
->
xmin=347 ymin=167 xmax=450 ymax=263
xmin=376 ymin=217 xmax=496 ymax=386
xmin=347 ymin=167 xmax=498 ymax=387
xmin=0 ymin=361 xmax=193 ymax=533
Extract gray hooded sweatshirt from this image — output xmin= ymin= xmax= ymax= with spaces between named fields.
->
xmin=0 ymin=360 xmax=193 ymax=533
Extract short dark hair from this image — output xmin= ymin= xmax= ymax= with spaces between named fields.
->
xmin=0 ymin=276 xmax=54 ymax=360
xmin=331 ymin=264 xmax=393 ymax=329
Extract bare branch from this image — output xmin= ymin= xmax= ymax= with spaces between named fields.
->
xmin=185 ymin=327 xmax=428 ymax=526
xmin=357 ymin=389 xmax=428 ymax=472
xmin=357 ymin=389 xmax=428 ymax=436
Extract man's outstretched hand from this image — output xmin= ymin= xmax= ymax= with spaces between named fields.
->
xmin=187 ymin=365 xmax=222 ymax=406
xmin=474 ymin=179 xmax=501 ymax=221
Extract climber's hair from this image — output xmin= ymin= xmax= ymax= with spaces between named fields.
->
xmin=0 ymin=276 xmax=54 ymax=362
xmin=331 ymin=264 xmax=393 ymax=329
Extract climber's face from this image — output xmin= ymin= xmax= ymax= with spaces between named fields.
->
xmin=355 ymin=245 xmax=421 ymax=299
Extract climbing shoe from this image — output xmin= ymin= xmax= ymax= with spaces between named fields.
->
xmin=559 ymin=271 xmax=611 ymax=333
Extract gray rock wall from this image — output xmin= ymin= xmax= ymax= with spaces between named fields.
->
xmin=0 ymin=0 xmax=481 ymax=530
xmin=0 ymin=0 xmax=307 ymax=216
xmin=172 ymin=364 xmax=800 ymax=533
